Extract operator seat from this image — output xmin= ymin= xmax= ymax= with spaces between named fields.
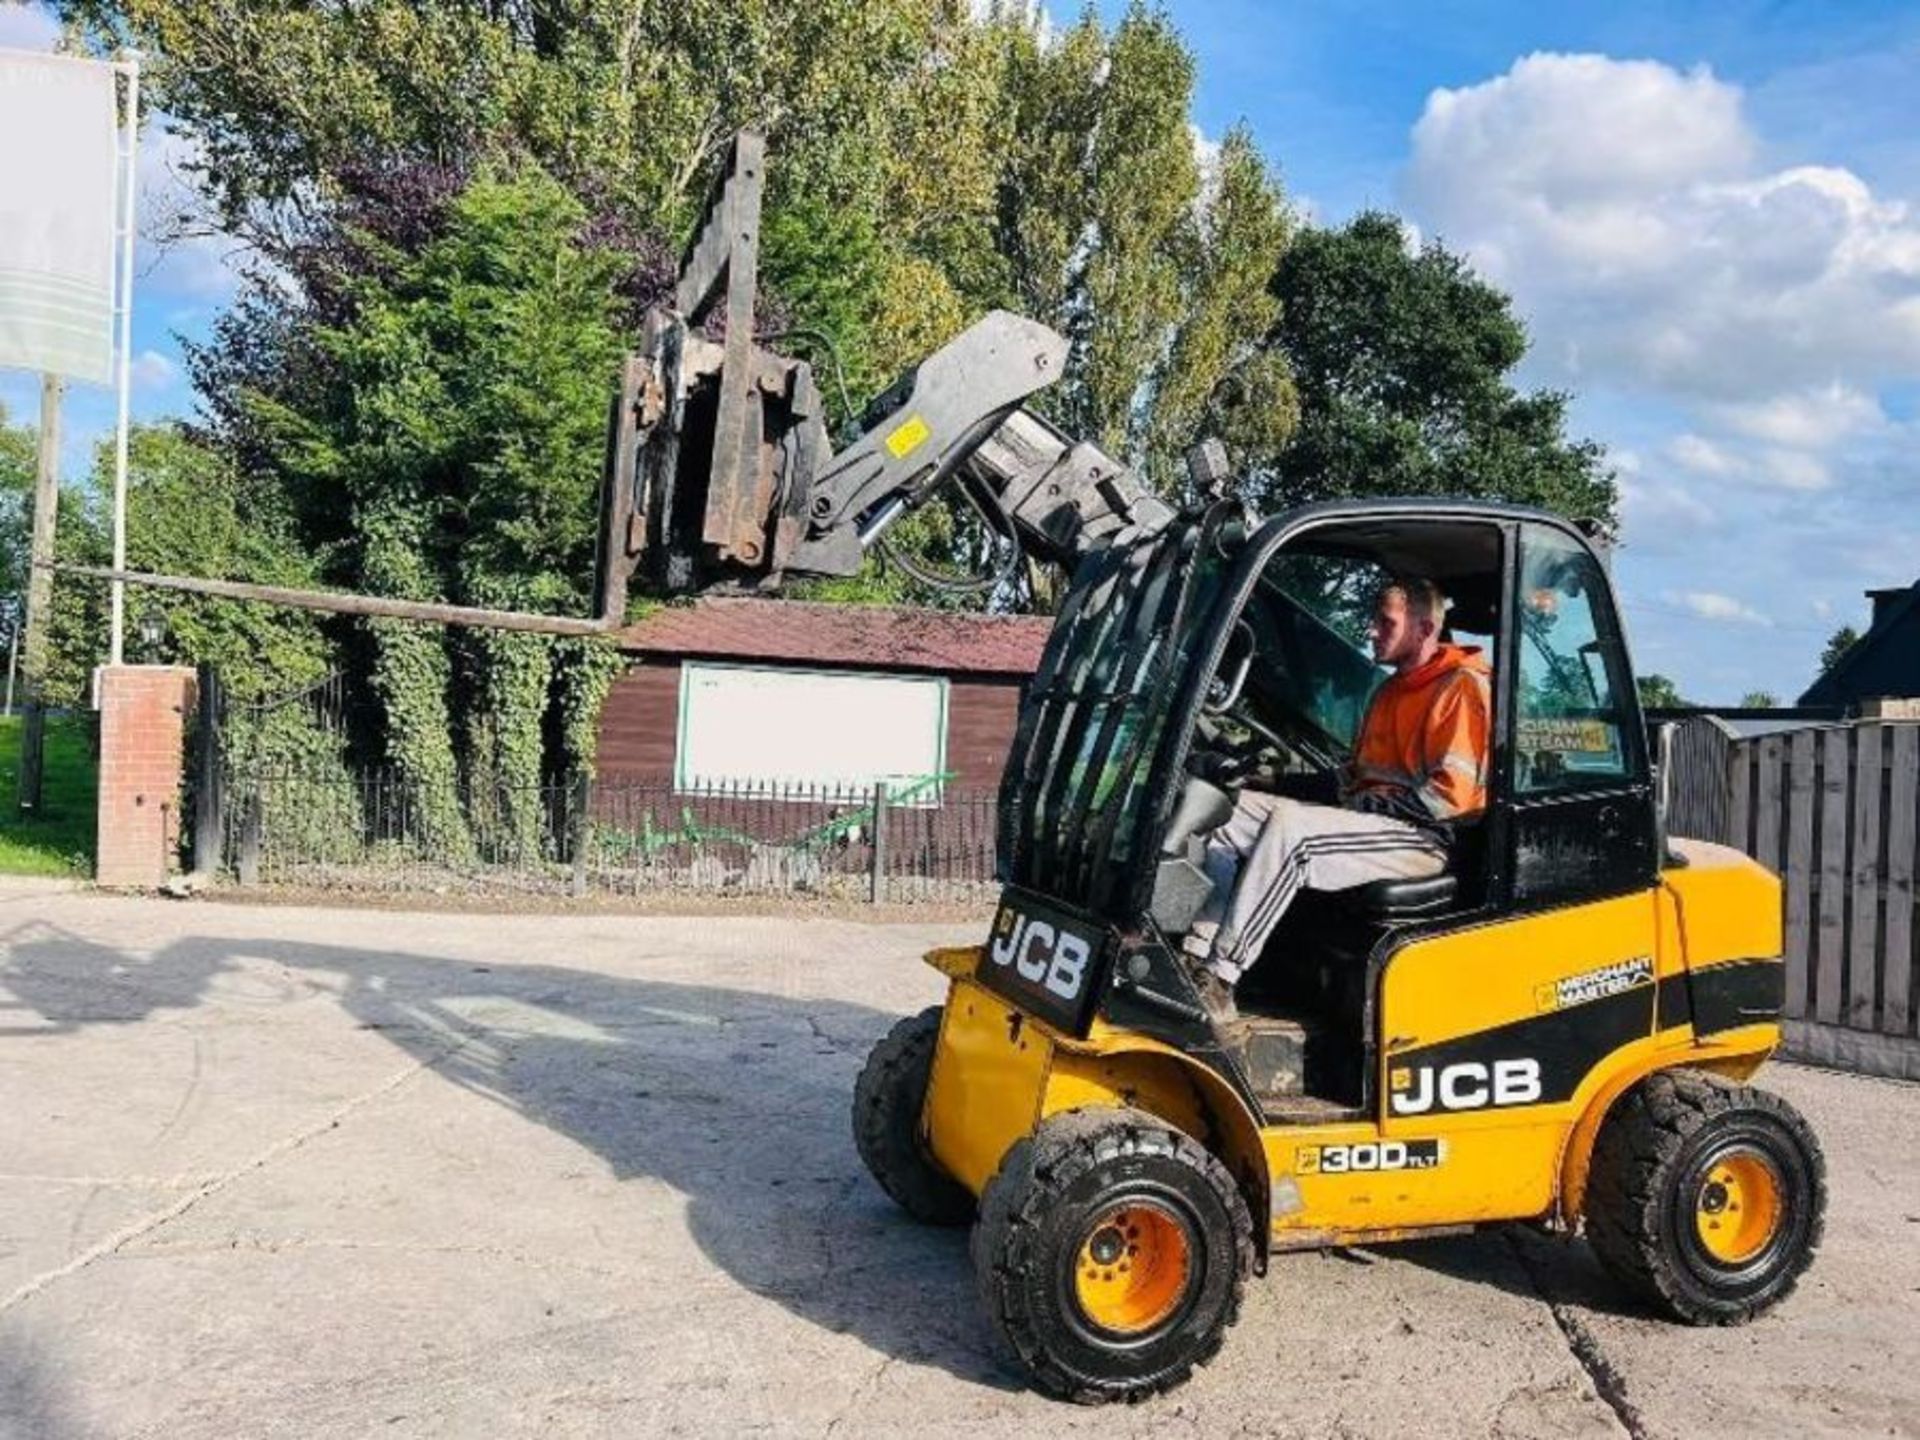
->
xmin=1338 ymin=871 xmax=1458 ymax=921
xmin=1332 ymin=814 xmax=1484 ymax=921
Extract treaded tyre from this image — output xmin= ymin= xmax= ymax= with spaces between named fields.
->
xmin=970 ymin=1107 xmax=1253 ymax=1404
xmin=1585 ymin=1068 xmax=1825 ymax=1324
xmin=852 ymin=1006 xmax=974 ymax=1226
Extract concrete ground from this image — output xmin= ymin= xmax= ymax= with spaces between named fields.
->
xmin=1 ymin=879 xmax=1915 ymax=1439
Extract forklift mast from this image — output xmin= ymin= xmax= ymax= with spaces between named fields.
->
xmin=598 ymin=132 xmax=1177 ymax=613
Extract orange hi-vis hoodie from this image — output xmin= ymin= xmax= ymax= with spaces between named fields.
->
xmin=1344 ymin=644 xmax=1492 ymax=828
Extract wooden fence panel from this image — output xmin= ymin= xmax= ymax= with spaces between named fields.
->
xmin=1667 ymin=720 xmax=1920 ymax=1077
xmin=1815 ymin=728 xmax=1849 ymax=1025
xmin=1783 ymin=730 xmax=1818 ymax=1020
xmin=1755 ymin=735 xmax=1784 ymax=873
xmin=1886 ymin=725 xmax=1917 ymax=1039
xmin=1728 ymin=732 xmax=1752 ymax=852
xmin=1848 ymin=727 xmax=1883 ymax=1031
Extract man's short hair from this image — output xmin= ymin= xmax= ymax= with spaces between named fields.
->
xmin=1378 ymin=575 xmax=1447 ymax=628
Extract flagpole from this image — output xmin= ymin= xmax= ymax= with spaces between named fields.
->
xmin=107 ymin=49 xmax=140 ymax=667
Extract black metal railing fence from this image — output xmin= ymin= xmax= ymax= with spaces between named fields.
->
xmin=217 ymin=766 xmax=1001 ymax=902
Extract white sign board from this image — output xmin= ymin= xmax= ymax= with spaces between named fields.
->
xmin=0 ymin=51 xmax=119 ymax=384
xmin=676 ymin=664 xmax=949 ymax=802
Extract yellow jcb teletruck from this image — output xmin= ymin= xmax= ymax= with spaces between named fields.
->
xmin=851 ymin=501 xmax=1823 ymax=1403
xmin=603 ymin=136 xmax=1824 ymax=1406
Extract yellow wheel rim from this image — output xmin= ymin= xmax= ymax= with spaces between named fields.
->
xmin=1072 ymin=1202 xmax=1192 ymax=1336
xmin=1694 ymin=1150 xmax=1784 ymax=1265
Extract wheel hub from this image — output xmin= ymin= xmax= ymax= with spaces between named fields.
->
xmin=1694 ymin=1148 xmax=1784 ymax=1265
xmin=1073 ymin=1201 xmax=1192 ymax=1336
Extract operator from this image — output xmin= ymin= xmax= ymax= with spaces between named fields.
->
xmin=1183 ymin=576 xmax=1491 ymax=1018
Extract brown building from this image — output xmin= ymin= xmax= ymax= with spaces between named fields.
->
xmin=599 ymin=598 xmax=1054 ymax=798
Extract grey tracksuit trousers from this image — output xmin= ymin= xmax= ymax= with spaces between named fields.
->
xmin=1187 ymin=793 xmax=1447 ymax=983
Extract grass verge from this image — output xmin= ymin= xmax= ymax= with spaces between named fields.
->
xmin=0 ymin=712 xmax=96 ymax=876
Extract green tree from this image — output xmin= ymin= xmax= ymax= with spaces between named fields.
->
xmin=1 ymin=403 xmax=34 ymax=607
xmin=995 ymin=6 xmax=1296 ymax=482
xmin=36 ymin=425 xmax=334 ymax=707
xmin=240 ymin=168 xmax=627 ymax=852
xmin=60 ymin=0 xmax=1605 ymax=658
xmin=2 ymin=403 xmax=111 ymax=709
xmin=65 ymin=1 xmax=1300 ymax=562
xmin=1738 ymin=689 xmax=1779 ymax=709
xmin=1818 ymin=625 xmax=1859 ymax=676
xmin=1262 ymin=211 xmax=1615 ymax=526
xmin=1637 ymin=674 xmax=1689 ymax=710
xmin=56 ymin=0 xmax=939 ymax=245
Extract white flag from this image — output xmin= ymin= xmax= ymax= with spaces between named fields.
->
xmin=0 ymin=50 xmax=120 ymax=385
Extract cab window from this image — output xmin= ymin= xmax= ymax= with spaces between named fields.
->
xmin=1256 ymin=553 xmax=1388 ymax=749
xmin=1515 ymin=525 xmax=1631 ymax=793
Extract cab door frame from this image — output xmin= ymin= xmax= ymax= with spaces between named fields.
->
xmin=1497 ymin=518 xmax=1660 ymax=913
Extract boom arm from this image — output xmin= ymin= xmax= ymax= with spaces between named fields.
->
xmin=601 ymin=134 xmax=1177 ymax=607
xmin=51 ymin=131 xmax=1181 ymax=642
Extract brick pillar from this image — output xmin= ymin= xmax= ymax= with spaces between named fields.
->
xmin=96 ymin=665 xmax=198 ymax=889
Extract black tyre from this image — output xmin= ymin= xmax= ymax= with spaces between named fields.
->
xmin=1584 ymin=1068 xmax=1825 ymax=1324
xmin=852 ymin=1006 xmax=974 ymax=1226
xmin=971 ymin=1107 xmax=1253 ymax=1404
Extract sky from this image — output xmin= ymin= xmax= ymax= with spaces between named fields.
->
xmin=5 ymin=1 xmax=1919 ymax=704
xmin=1106 ymin=0 xmax=1920 ymax=704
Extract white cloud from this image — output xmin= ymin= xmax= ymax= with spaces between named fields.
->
xmin=1705 ymin=382 xmax=1882 ymax=449
xmin=1664 ymin=428 xmax=1836 ymax=491
xmin=1191 ymin=123 xmax=1223 ymax=217
xmin=0 ymin=4 xmax=60 ymax=51
xmin=1755 ymin=448 xmax=1830 ymax=491
xmin=1411 ymin=55 xmax=1752 ymax=216
xmin=1404 ymin=53 xmax=1920 ymax=404
xmin=1672 ymin=591 xmax=1772 ymax=626
xmin=130 ymin=348 xmax=176 ymax=391
xmin=1402 ymin=47 xmax=1920 ymax=691
xmin=970 ymin=0 xmax=1058 ymax=49
xmin=1618 ymin=476 xmax=1713 ymax=544
xmin=1667 ymin=433 xmax=1737 ymax=477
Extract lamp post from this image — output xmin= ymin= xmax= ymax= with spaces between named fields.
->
xmin=136 ymin=603 xmax=166 ymax=662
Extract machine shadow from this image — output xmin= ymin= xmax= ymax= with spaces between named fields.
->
xmin=0 ymin=921 xmax=226 ymax=1035
xmin=0 ymin=1323 xmax=96 ymax=1440
xmin=1 ymin=923 xmax=1647 ymax=1379
xmin=98 ymin=931 xmax=1015 ymax=1391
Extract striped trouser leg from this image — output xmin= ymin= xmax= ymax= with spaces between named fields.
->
xmin=1201 ymin=796 xmax=1447 ymax=984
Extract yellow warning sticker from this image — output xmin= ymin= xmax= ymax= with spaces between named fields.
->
xmin=1517 ymin=716 xmax=1615 ymax=755
xmin=885 ymin=414 xmax=932 ymax=460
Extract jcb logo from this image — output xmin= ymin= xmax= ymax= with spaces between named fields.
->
xmin=989 ymin=909 xmax=1091 ymax=1001
xmin=1389 ymin=1058 xmax=1542 ymax=1115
